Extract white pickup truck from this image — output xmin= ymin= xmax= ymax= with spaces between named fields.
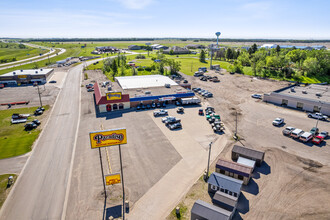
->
xmin=308 ymin=113 xmax=328 ymax=121
xmin=153 ymin=109 xmax=168 ymax=116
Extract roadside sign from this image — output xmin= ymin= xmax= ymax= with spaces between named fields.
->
xmin=89 ymin=128 xmax=127 ymax=148
xmin=106 ymin=92 xmax=122 ymax=100
xmin=105 ymin=173 xmax=121 ymax=185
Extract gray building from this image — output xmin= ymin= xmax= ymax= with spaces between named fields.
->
xmin=163 ymin=46 xmax=190 ymax=54
xmin=263 ymin=84 xmax=330 ymax=116
xmin=213 ymin=190 xmax=238 ymax=213
xmin=215 ymin=159 xmax=252 ymax=185
xmin=0 ymin=69 xmax=54 ymax=86
xmin=208 ymin=172 xmax=243 ymax=197
xmin=128 ymin=45 xmax=141 ymax=50
xmin=191 ymin=199 xmax=232 ymax=220
xmin=232 ymin=145 xmax=265 ymax=167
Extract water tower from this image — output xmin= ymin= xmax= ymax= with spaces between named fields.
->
xmin=215 ymin=32 xmax=221 ymax=48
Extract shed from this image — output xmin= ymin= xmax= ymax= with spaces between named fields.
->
xmin=215 ymin=159 xmax=252 ymax=185
xmin=191 ymin=199 xmax=232 ymax=220
xmin=237 ymin=156 xmax=256 ymax=171
xmin=213 ymin=190 xmax=238 ymax=212
xmin=208 ymin=172 xmax=242 ymax=197
xmin=232 ymin=145 xmax=265 ymax=166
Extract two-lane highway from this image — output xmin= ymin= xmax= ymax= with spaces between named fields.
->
xmin=0 ymin=64 xmax=82 ymax=219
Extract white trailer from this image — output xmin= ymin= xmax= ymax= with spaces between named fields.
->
xmin=181 ymin=97 xmax=201 ymax=105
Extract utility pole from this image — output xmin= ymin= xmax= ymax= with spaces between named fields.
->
xmin=205 ymin=142 xmax=213 ymax=181
xmin=36 ymin=84 xmax=43 ymax=107
xmin=315 ymin=101 xmax=323 ymax=129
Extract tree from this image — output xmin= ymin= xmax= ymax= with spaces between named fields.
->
xmin=199 ymin=49 xmax=206 ymax=63
xmin=232 ymin=60 xmax=243 ymax=74
xmin=159 ymin=62 xmax=165 ymax=75
xmin=165 ymin=59 xmax=181 ymax=74
xmin=169 ymin=49 xmax=174 ymax=55
xmin=237 ymin=51 xmax=250 ymax=66
xmin=146 ymin=45 xmax=152 ymax=56
xmin=132 ymin=67 xmax=137 ymax=76
xmin=276 ymin=45 xmax=281 ymax=54
xmin=225 ymin=48 xmax=233 ymax=61
xmin=251 ymin=44 xmax=258 ymax=53
xmin=111 ymin=60 xmax=118 ymax=80
xmin=303 ymin=57 xmax=320 ymax=77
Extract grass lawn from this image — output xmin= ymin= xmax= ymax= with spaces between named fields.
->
xmin=0 ymin=106 xmax=49 ymax=159
xmin=0 ymin=174 xmax=17 ymax=208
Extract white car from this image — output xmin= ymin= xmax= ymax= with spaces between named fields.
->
xmin=251 ymin=94 xmax=262 ymax=99
xmin=162 ymin=116 xmax=174 ymax=123
xmin=308 ymin=113 xmax=328 ymax=121
xmin=153 ymin=109 xmax=168 ymax=117
xmin=299 ymin=132 xmax=313 ymax=142
xmin=272 ymin=118 xmax=284 ymax=126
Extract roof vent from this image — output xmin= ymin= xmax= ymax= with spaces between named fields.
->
xmin=165 ymin=83 xmax=171 ymax=88
xmin=40 ymin=69 xmax=43 ymax=71
xmin=13 ymin=72 xmax=16 ymax=75
xmin=316 ymin=93 xmax=322 ymax=97
xmin=20 ymin=69 xmax=23 ymax=72
xmin=302 ymin=90 xmax=307 ymax=94
xmin=35 ymin=71 xmax=38 ymax=74
xmin=145 ymin=91 xmax=151 ymax=94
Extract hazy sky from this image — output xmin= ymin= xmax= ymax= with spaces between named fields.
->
xmin=1 ymin=0 xmax=329 ymax=39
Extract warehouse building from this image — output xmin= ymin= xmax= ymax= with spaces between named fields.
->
xmin=216 ymin=159 xmax=252 ymax=185
xmin=232 ymin=145 xmax=265 ymax=167
xmin=94 ymin=75 xmax=195 ymax=113
xmin=263 ymin=84 xmax=330 ymax=115
xmin=0 ymin=69 xmax=54 ymax=86
xmin=191 ymin=199 xmax=233 ymax=220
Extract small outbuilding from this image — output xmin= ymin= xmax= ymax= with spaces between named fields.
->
xmin=232 ymin=145 xmax=265 ymax=166
xmin=213 ymin=190 xmax=238 ymax=213
xmin=216 ymin=159 xmax=252 ymax=185
xmin=208 ymin=172 xmax=242 ymax=197
xmin=237 ymin=156 xmax=256 ymax=171
xmin=191 ymin=199 xmax=232 ymax=220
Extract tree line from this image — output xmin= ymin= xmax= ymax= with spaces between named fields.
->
xmin=213 ymin=44 xmax=330 ymax=81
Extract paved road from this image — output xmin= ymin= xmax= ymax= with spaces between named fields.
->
xmin=0 ymin=47 xmax=66 ymax=71
xmin=0 ymin=153 xmax=30 ymax=175
xmin=0 ymin=64 xmax=81 ymax=220
xmin=0 ymin=43 xmax=55 ymax=67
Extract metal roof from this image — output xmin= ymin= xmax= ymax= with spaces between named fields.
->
xmin=232 ymin=145 xmax=265 ymax=161
xmin=208 ymin=172 xmax=243 ymax=194
xmin=237 ymin=157 xmax=256 ymax=169
xmin=213 ymin=190 xmax=238 ymax=207
xmin=216 ymin=159 xmax=252 ymax=177
xmin=1 ymin=69 xmax=53 ymax=77
xmin=115 ymin=75 xmax=178 ymax=90
xmin=191 ymin=199 xmax=231 ymax=220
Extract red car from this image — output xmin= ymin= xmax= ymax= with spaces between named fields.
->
xmin=312 ymin=135 xmax=324 ymax=145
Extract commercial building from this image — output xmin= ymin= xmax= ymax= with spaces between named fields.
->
xmin=185 ymin=44 xmax=206 ymax=49
xmin=0 ymin=69 xmax=54 ymax=86
xmin=216 ymin=159 xmax=252 ymax=185
xmin=232 ymin=145 xmax=265 ymax=167
xmin=128 ymin=45 xmax=141 ymax=50
xmin=191 ymin=199 xmax=233 ymax=220
xmin=94 ymin=75 xmax=195 ymax=113
xmin=263 ymin=84 xmax=330 ymax=116
xmin=163 ymin=46 xmax=190 ymax=54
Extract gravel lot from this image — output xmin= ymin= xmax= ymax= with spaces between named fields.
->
xmin=176 ymin=71 xmax=330 ymax=219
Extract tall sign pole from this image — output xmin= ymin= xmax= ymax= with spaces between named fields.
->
xmin=37 ymin=84 xmax=43 ymax=107
xmin=205 ymin=142 xmax=213 ymax=180
xmin=119 ymin=144 xmax=125 ymax=219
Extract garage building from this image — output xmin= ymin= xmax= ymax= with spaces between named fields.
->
xmin=263 ymin=84 xmax=330 ymax=115
xmin=232 ymin=145 xmax=265 ymax=166
xmin=191 ymin=199 xmax=232 ymax=220
xmin=0 ymin=69 xmax=54 ymax=86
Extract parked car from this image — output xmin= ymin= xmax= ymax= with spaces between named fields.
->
xmin=49 ymin=80 xmax=57 ymax=83
xmin=151 ymin=103 xmax=156 ymax=108
xmin=319 ymin=131 xmax=328 ymax=139
xmin=32 ymin=119 xmax=41 ymax=125
xmin=141 ymin=105 xmax=146 ymax=110
xmin=198 ymin=109 xmax=204 ymax=115
xmin=87 ymin=88 xmax=94 ymax=92
xmin=168 ymin=122 xmax=182 ymax=130
xmin=156 ymin=103 xmax=161 ymax=108
xmin=12 ymin=113 xmax=30 ymax=119
xmin=146 ymin=104 xmax=151 ymax=109
xmin=309 ymin=127 xmax=319 ymax=136
xmin=34 ymin=109 xmax=43 ymax=115
xmin=175 ymin=101 xmax=181 ymax=106
xmin=136 ymin=106 xmax=141 ymax=110
xmin=24 ymin=122 xmax=37 ymax=130
xmin=307 ymin=113 xmax=328 ymax=121
xmin=272 ymin=118 xmax=284 ymax=126
xmin=177 ymin=107 xmax=184 ymax=113
xmin=299 ymin=132 xmax=313 ymax=142
xmin=162 ymin=102 xmax=166 ymax=108
xmin=312 ymin=136 xmax=324 ymax=145
xmin=291 ymin=129 xmax=304 ymax=139
xmin=282 ymin=127 xmax=295 ymax=136
xmin=153 ymin=109 xmax=168 ymax=116
xmin=162 ymin=116 xmax=173 ymax=123
xmin=251 ymin=94 xmax=262 ymax=99
xmin=213 ymin=78 xmax=220 ymax=82
xmin=165 ymin=117 xmax=181 ymax=125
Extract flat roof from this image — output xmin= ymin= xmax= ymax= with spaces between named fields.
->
xmin=1 ymin=69 xmax=53 ymax=77
xmin=232 ymin=145 xmax=265 ymax=161
xmin=191 ymin=199 xmax=231 ymax=220
xmin=124 ymin=85 xmax=189 ymax=98
xmin=115 ymin=75 xmax=178 ymax=90
xmin=274 ymin=84 xmax=330 ymax=103
xmin=237 ymin=157 xmax=256 ymax=168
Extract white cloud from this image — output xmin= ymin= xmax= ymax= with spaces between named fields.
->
xmin=116 ymin=0 xmax=154 ymax=10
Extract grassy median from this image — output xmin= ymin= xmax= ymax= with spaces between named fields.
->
xmin=0 ymin=106 xmax=49 ymax=159
xmin=0 ymin=174 xmax=17 ymax=208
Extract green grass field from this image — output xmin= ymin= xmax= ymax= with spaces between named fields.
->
xmin=0 ymin=43 xmax=47 ymax=63
xmin=0 ymin=174 xmax=17 ymax=208
xmin=0 ymin=106 xmax=49 ymax=159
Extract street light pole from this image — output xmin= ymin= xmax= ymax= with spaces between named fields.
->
xmin=36 ymin=84 xmax=43 ymax=107
xmin=205 ymin=141 xmax=213 ymax=181
xmin=315 ymin=101 xmax=323 ymax=129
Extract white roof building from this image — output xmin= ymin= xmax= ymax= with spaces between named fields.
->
xmin=237 ymin=156 xmax=256 ymax=171
xmin=115 ymin=75 xmax=178 ymax=90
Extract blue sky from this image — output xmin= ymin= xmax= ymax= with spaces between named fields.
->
xmin=1 ymin=0 xmax=329 ymax=39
